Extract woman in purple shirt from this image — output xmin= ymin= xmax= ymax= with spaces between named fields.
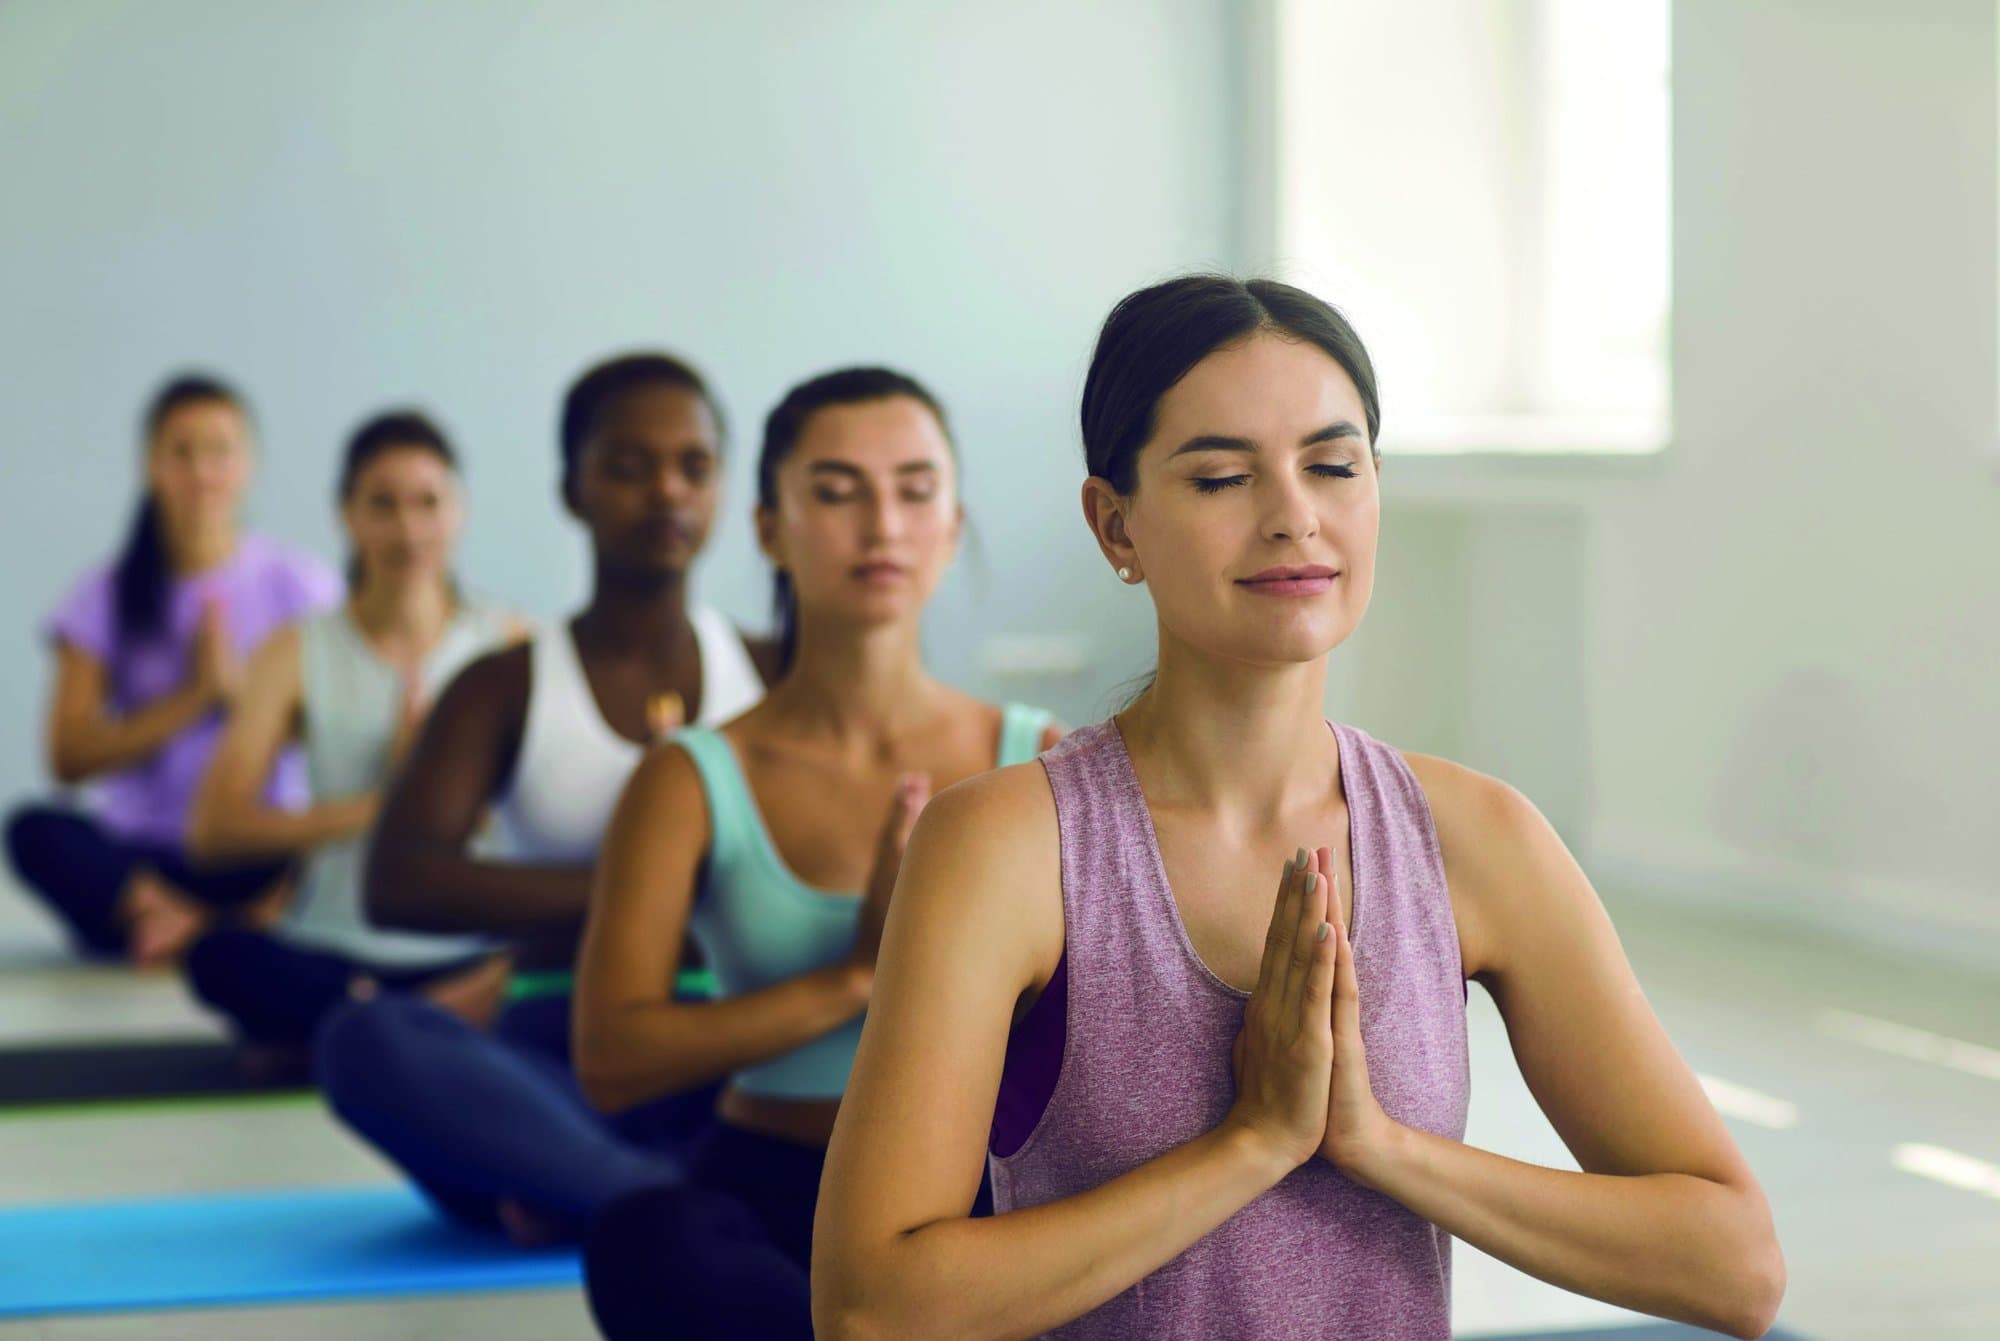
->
xmin=814 ymin=277 xmax=1785 ymax=1339
xmin=5 ymin=375 xmax=341 ymax=964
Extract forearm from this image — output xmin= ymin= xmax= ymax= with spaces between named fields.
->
xmin=52 ymin=686 xmax=213 ymax=783
xmin=366 ymin=850 xmax=594 ymax=935
xmin=191 ymin=794 xmax=377 ymax=863
xmin=578 ymin=964 xmax=870 ymax=1112
xmin=819 ymin=1124 xmax=1290 ymax=1341
xmin=1352 ymin=1126 xmax=1784 ymax=1339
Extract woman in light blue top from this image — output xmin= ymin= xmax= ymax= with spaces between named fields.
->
xmin=182 ymin=411 xmax=523 ymax=1063
xmin=573 ymin=367 xmax=1063 ymax=1340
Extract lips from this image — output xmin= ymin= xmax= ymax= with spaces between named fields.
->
xmin=1237 ymin=565 xmax=1339 ymax=597
xmin=852 ymin=562 xmax=908 ymax=583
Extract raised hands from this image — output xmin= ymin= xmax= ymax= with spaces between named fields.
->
xmin=847 ymin=773 xmax=931 ymax=972
xmin=1224 ymin=847 xmax=1339 ymax=1171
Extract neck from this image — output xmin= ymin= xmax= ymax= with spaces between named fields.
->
xmin=350 ymin=572 xmax=455 ymax=642
xmin=576 ymin=561 xmax=694 ymax=656
xmin=1117 ymin=625 xmax=1338 ymax=814
xmin=164 ymin=513 xmax=237 ymax=575
xmin=767 ymin=614 xmax=935 ymax=740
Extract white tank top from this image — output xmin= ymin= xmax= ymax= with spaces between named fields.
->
xmin=496 ymin=605 xmax=763 ymax=863
xmin=284 ymin=598 xmax=518 ymax=967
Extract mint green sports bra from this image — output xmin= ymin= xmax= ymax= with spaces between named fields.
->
xmin=676 ymin=701 xmax=1055 ymax=1101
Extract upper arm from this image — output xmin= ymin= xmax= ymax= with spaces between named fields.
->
xmin=819 ymin=764 xmax=1064 ymax=1243
xmin=46 ymin=643 xmax=109 ymax=775
xmin=367 ymin=644 xmax=527 ymax=897
xmin=573 ymin=745 xmax=712 ymax=1053
xmin=189 ymin=628 xmax=302 ymax=837
xmin=1414 ymin=755 xmax=1753 ymax=1189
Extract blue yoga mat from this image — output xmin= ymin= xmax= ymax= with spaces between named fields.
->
xmin=0 ymin=1185 xmax=579 ymax=1317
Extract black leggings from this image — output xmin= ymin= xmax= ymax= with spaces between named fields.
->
xmin=584 ymin=1123 xmax=824 ymax=1341
xmin=583 ymin=1128 xmax=997 ymax=1339
xmin=184 ymin=926 xmax=495 ymax=1049
xmin=4 ymin=804 xmax=288 ymax=957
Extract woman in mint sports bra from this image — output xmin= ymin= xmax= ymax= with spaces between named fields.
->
xmin=573 ymin=367 xmax=1062 ymax=1340
xmin=814 ymin=277 xmax=1785 ymax=1340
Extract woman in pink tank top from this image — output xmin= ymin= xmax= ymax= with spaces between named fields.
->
xmin=815 ymin=276 xmax=1785 ymax=1340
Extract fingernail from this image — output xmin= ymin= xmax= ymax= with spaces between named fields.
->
xmin=1317 ymin=922 xmax=1330 ymax=942
xmin=1295 ymin=846 xmax=1307 ymax=867
xmin=1304 ymin=873 xmax=1318 ymax=892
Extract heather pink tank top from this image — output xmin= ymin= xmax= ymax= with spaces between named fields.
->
xmin=988 ymin=718 xmax=1469 ymax=1339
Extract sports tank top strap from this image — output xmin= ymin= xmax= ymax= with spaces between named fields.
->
xmin=995 ymin=702 xmax=1054 ymax=767
xmin=672 ymin=726 xmax=759 ymax=868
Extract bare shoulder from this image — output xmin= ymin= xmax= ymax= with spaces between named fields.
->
xmin=626 ymin=736 xmax=706 ymax=808
xmin=921 ymin=756 xmax=1060 ymax=853
xmin=902 ymin=758 xmax=1065 ymax=979
xmin=1398 ymin=749 xmax=1563 ymax=979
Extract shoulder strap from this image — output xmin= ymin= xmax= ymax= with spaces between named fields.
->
xmin=996 ymin=702 xmax=1055 ymax=767
xmin=672 ymin=726 xmax=756 ymax=864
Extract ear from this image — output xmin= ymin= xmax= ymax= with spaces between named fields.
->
xmin=754 ymin=502 xmax=784 ymax=571
xmin=559 ymin=470 xmax=584 ymax=523
xmin=1080 ymin=476 xmax=1140 ymax=583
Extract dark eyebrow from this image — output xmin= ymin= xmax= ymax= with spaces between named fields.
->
xmin=1168 ymin=421 xmax=1364 ymax=458
xmin=1302 ymin=421 xmax=1365 ymax=446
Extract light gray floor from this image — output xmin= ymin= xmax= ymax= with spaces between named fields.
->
xmin=0 ymin=884 xmax=1993 ymax=1340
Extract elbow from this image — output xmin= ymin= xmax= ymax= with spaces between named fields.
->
xmin=48 ymin=744 xmax=93 ymax=788
xmin=1721 ymin=1241 xmax=1787 ymax=1339
xmin=811 ymin=1274 xmax=905 ymax=1341
xmin=362 ymin=848 xmax=421 ymax=930
xmin=184 ymin=803 xmax=230 ymax=863
xmin=1699 ymin=1196 xmax=1785 ymax=1340
xmin=574 ymin=1064 xmax=640 ymax=1116
xmin=813 ymin=1303 xmax=895 ymax=1341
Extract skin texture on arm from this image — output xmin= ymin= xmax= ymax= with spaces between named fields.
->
xmin=1332 ymin=756 xmax=1785 ymax=1340
xmin=812 ymin=768 xmax=1339 ymax=1341
xmin=186 ymin=626 xmax=376 ymax=862
xmin=45 ymin=643 xmax=216 ymax=785
xmin=362 ymin=643 xmax=591 ymax=936
xmin=572 ymin=742 xmax=894 ymax=1115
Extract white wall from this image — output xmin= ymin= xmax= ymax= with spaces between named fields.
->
xmin=7 ymin=0 xmax=1995 ymax=969
xmin=0 ymin=0 xmax=1241 ymax=809
xmin=1347 ymin=0 xmax=2000 ymax=966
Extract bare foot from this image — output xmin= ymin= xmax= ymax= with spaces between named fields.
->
xmin=122 ymin=873 xmax=209 ymax=968
xmin=241 ymin=878 xmax=293 ymax=931
xmin=495 ymin=1197 xmax=569 ymax=1248
xmin=421 ymin=954 xmax=513 ymax=1030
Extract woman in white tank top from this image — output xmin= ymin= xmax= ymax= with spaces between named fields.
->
xmin=182 ymin=412 xmax=524 ymax=1067
xmin=316 ymin=352 xmax=776 ymax=1247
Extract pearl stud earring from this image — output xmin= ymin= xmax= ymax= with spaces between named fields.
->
xmin=1117 ymin=567 xmax=1132 ymax=581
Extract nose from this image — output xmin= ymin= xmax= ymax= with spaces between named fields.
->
xmin=862 ymin=489 xmax=904 ymax=546
xmin=653 ymin=461 xmax=692 ymax=507
xmin=1258 ymin=471 xmax=1319 ymax=544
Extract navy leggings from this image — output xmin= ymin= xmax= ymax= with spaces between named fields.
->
xmin=316 ymin=991 xmax=719 ymax=1237
xmin=5 ymin=804 xmax=287 ymax=957
xmin=185 ymin=926 xmax=495 ymax=1048
xmin=585 ymin=1123 xmax=823 ymax=1340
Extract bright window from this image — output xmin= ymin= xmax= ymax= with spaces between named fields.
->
xmin=1274 ymin=0 xmax=1672 ymax=454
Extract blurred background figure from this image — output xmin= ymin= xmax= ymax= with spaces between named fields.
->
xmin=180 ymin=410 xmax=524 ymax=1078
xmin=6 ymin=375 xmax=341 ymax=965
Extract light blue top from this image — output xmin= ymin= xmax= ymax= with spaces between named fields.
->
xmin=677 ymin=701 xmax=1055 ymax=1100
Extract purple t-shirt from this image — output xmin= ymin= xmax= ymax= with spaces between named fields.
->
xmin=44 ymin=533 xmax=343 ymax=849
